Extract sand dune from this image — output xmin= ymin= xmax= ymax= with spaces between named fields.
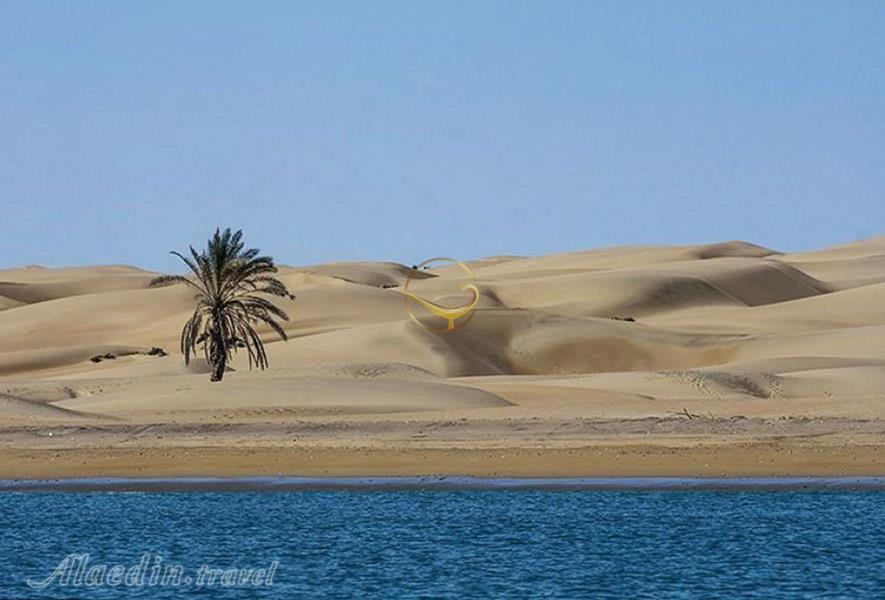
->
xmin=48 ymin=375 xmax=511 ymax=419
xmin=0 ymin=265 xmax=158 ymax=305
xmin=0 ymin=295 xmax=22 ymax=311
xmin=649 ymin=281 xmax=885 ymax=334
xmin=293 ymin=261 xmax=435 ymax=287
xmin=0 ymin=238 xmax=883 ymax=477
xmin=0 ymin=391 xmax=102 ymax=423
xmin=478 ymin=258 xmax=830 ymax=321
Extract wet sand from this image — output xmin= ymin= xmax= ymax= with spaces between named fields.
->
xmin=4 ymin=474 xmax=885 ymax=493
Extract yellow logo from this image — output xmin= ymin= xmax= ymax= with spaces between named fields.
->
xmin=400 ymin=258 xmax=479 ymax=333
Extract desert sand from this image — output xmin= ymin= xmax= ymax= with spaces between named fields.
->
xmin=0 ymin=239 xmax=883 ymax=479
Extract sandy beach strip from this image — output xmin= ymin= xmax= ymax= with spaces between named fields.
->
xmin=0 ymin=438 xmax=881 ymax=481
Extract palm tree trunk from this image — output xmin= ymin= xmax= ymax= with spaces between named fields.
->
xmin=210 ymin=353 xmax=226 ymax=382
xmin=209 ymin=328 xmax=227 ymax=382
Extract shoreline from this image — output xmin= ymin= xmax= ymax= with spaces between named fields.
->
xmin=3 ymin=475 xmax=885 ymax=492
xmin=1 ymin=441 xmax=882 ymax=481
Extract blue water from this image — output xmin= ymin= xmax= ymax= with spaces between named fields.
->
xmin=1 ymin=491 xmax=883 ymax=598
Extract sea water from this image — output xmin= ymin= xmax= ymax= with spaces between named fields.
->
xmin=1 ymin=489 xmax=882 ymax=598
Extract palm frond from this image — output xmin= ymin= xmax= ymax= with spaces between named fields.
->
xmin=149 ymin=274 xmax=189 ymax=288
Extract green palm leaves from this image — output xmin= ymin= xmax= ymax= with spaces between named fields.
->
xmin=150 ymin=228 xmax=294 ymax=382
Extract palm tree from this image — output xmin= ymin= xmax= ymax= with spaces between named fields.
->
xmin=150 ymin=228 xmax=294 ymax=382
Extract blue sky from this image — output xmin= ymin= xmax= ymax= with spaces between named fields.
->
xmin=1 ymin=1 xmax=883 ymax=271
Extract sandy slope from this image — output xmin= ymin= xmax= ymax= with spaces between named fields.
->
xmin=0 ymin=238 xmax=883 ymax=478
